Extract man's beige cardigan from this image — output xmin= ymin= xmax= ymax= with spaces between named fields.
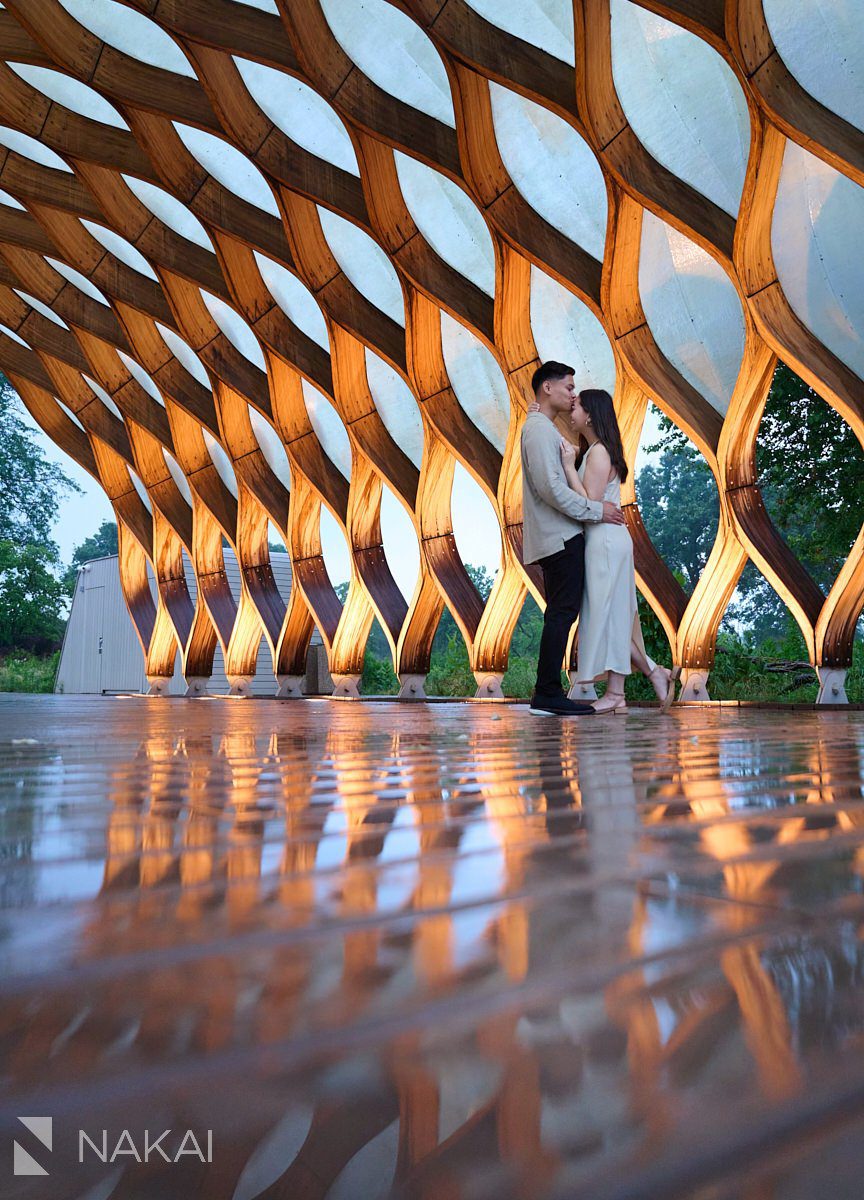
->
xmin=520 ymin=412 xmax=603 ymax=565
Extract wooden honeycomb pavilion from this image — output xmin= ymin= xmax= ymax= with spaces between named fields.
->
xmin=0 ymin=0 xmax=861 ymax=701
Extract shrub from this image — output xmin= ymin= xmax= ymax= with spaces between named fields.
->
xmin=502 ymin=656 xmax=536 ymax=698
xmin=361 ymin=650 xmax=399 ymax=696
xmin=426 ymin=631 xmax=475 ymax=697
xmin=0 ymin=650 xmax=59 ymax=693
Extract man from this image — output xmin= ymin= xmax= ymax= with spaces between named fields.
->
xmin=521 ymin=361 xmax=625 ymax=716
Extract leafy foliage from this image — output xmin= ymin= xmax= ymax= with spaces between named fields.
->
xmin=640 ymin=363 xmax=864 ymax=641
xmin=425 ymin=567 xmax=546 ymax=697
xmin=0 ymin=380 xmax=79 ymax=545
xmin=0 ymin=650 xmax=59 ymax=692
xmin=425 ymin=630 xmax=476 ymax=697
xmin=362 ymin=645 xmax=400 ymax=695
xmin=0 ymin=541 xmax=68 ymax=652
xmin=734 ymin=363 xmax=864 ymax=638
xmin=0 ymin=380 xmax=79 ymax=671
xmin=63 ymin=520 xmax=119 ymax=593
xmin=757 ymin=363 xmax=863 ymax=584
xmin=636 ymin=435 xmax=718 ymax=593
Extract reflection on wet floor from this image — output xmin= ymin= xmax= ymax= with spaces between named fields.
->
xmin=2 ymin=697 xmax=864 ymax=1199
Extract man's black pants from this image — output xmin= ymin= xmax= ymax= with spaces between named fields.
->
xmin=534 ymin=533 xmax=584 ymax=697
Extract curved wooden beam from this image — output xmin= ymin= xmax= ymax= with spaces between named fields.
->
xmin=0 ymin=0 xmax=856 ymax=700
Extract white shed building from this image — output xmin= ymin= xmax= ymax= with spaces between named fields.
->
xmin=55 ymin=550 xmax=329 ymax=696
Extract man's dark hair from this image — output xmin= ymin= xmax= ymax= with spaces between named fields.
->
xmin=531 ymin=360 xmax=575 ymax=395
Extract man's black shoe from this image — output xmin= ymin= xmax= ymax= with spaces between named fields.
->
xmin=529 ymin=692 xmax=595 ymax=717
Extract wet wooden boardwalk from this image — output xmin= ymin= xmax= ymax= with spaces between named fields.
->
xmin=2 ymin=695 xmax=864 ymax=1199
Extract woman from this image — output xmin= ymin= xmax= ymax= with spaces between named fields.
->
xmin=557 ymin=389 xmax=677 ymax=713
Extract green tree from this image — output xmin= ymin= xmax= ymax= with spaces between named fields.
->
xmin=426 ymin=630 xmax=476 ymax=696
xmin=430 ymin=563 xmax=495 ymax=656
xmin=735 ymin=363 xmax=864 ymax=639
xmin=639 ymin=364 xmax=864 ymax=643
xmin=0 ymin=380 xmax=79 ymax=669
xmin=757 ymin=363 xmax=863 ymax=586
xmin=64 ymin=520 xmax=118 ymax=593
xmin=0 ymin=541 xmax=67 ymax=652
xmin=632 ymin=366 xmax=862 ymax=700
xmin=0 ymin=379 xmax=79 ymax=544
xmin=331 ymin=581 xmax=398 ymax=692
xmin=636 ymin=435 xmax=718 ymax=593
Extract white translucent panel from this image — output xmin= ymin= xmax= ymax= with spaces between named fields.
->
xmin=234 ymin=58 xmax=359 ymax=176
xmin=59 ymin=0 xmax=195 ymax=77
xmin=319 ymin=0 xmax=454 ymax=128
xmin=47 ymin=258 xmax=110 ymax=305
xmin=325 ymin=1121 xmax=399 ymax=1200
xmin=639 ymin=213 xmax=745 ymax=414
xmin=7 ymin=63 xmax=129 ymax=129
xmin=765 ymin=0 xmax=864 ymax=134
xmin=156 ymin=323 xmax=212 ymax=388
xmin=233 ymin=0 xmax=279 ymax=11
xmin=81 ymin=220 xmax=159 ymax=281
xmin=319 ymin=503 xmax=351 ymax=590
xmin=440 ymin=312 xmax=510 ymax=452
xmin=254 ymin=252 xmax=329 ymax=350
xmin=83 ymin=374 xmax=123 ymax=419
xmin=0 ymin=186 xmax=24 ymax=208
xmin=229 ymin=1106 xmax=316 ymax=1200
xmin=530 ymin=266 xmax=616 ymax=392
xmin=202 ymin=427 xmax=238 ymax=497
xmin=249 ymin=405 xmax=292 ymax=489
xmin=54 ymin=400 xmax=85 ymax=434
xmin=129 ymin=469 xmax=153 ymax=513
xmin=610 ymin=0 xmax=750 ymax=216
xmin=0 ymin=321 xmax=29 ymax=347
xmin=118 ymin=351 xmax=165 ymax=406
xmin=450 ymin=462 xmax=502 ymax=578
xmin=380 ymin=484 xmax=419 ymax=602
xmin=463 ymin=0 xmax=574 ymax=63
xmin=163 ymin=448 xmax=193 ymax=505
xmin=395 ymin=153 xmax=495 ymax=297
xmin=14 ymin=290 xmax=69 ymax=328
xmin=364 ymin=349 xmax=424 ymax=468
xmin=174 ymin=123 xmax=280 ymax=216
xmin=301 ymin=379 xmax=352 ymax=479
xmin=59 ymin=403 xmax=90 ymax=436
xmin=489 ymin=83 xmax=607 ymax=259
xmin=317 ymin=208 xmax=404 ymax=324
xmin=773 ymin=140 xmax=864 ymax=381
xmin=201 ymin=291 xmax=266 ymax=371
xmin=0 ymin=124 xmax=72 ymax=171
xmin=122 ymin=175 xmax=213 ymax=250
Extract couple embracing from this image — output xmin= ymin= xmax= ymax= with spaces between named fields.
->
xmin=521 ymin=361 xmax=678 ymax=717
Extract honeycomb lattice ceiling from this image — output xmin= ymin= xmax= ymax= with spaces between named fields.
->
xmin=0 ymin=0 xmax=862 ymax=699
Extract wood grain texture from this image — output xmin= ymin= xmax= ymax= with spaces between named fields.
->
xmin=0 ymin=0 xmax=858 ymax=696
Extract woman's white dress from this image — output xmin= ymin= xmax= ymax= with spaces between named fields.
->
xmin=576 ymin=444 xmax=654 ymax=682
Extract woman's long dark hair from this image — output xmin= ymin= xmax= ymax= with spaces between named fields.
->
xmin=578 ymin=389 xmax=628 ymax=483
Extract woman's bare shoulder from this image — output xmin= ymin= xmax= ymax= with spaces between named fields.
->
xmin=587 ymin=442 xmax=612 ymax=466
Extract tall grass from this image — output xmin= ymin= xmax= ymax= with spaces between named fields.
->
xmin=0 ymin=650 xmax=59 ymax=693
